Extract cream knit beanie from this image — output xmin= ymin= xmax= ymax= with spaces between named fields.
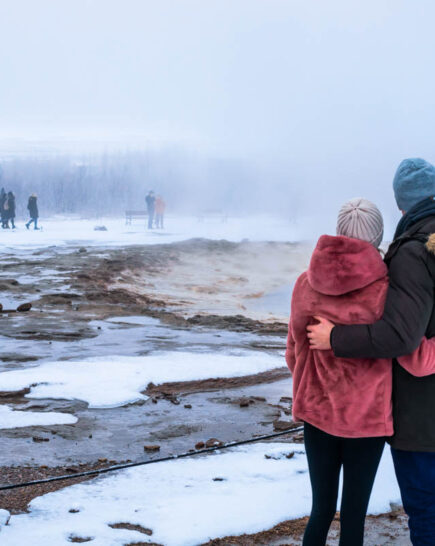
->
xmin=336 ymin=198 xmax=384 ymax=248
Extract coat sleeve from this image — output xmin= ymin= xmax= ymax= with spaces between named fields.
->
xmin=331 ymin=242 xmax=434 ymax=359
xmin=285 ymin=318 xmax=296 ymax=373
xmin=398 ymin=337 xmax=435 ymax=377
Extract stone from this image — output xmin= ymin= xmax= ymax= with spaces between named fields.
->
xmin=17 ymin=303 xmax=32 ymax=312
xmin=273 ymin=420 xmax=295 ymax=432
xmin=144 ymin=445 xmax=160 ymax=452
xmin=265 ymin=451 xmax=294 ymax=460
xmin=205 ymin=438 xmax=223 ymax=448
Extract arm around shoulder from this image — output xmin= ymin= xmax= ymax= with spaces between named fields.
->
xmin=332 ymin=242 xmax=434 ymax=359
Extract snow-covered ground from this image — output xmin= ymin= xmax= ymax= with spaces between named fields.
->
xmin=0 ymin=214 xmax=314 ymax=251
xmin=0 ymin=215 xmax=402 ymax=544
xmin=1 ymin=442 xmax=400 ymax=546
xmin=0 ymin=351 xmax=284 ymax=409
xmin=0 ymin=405 xmax=77 ymax=429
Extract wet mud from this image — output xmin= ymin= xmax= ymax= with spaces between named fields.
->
xmin=0 ymin=239 xmax=408 ymax=543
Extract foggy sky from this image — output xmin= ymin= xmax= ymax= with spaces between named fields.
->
xmin=1 ymin=0 xmax=435 ymax=230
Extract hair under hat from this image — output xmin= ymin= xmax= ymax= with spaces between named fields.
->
xmin=336 ymin=198 xmax=384 ymax=248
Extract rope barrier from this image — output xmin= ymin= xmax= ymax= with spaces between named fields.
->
xmin=0 ymin=426 xmax=304 ymax=491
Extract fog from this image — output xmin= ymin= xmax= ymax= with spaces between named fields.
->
xmin=0 ymin=151 xmax=274 ymax=217
xmin=1 ymin=0 xmax=435 ymax=230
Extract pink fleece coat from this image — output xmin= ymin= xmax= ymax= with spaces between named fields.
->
xmin=286 ymin=235 xmax=393 ymax=438
xmin=286 ymin=235 xmax=435 ymax=438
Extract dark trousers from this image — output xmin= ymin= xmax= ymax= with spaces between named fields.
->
xmin=27 ymin=217 xmax=38 ymax=229
xmin=392 ymin=447 xmax=435 ymax=545
xmin=303 ymin=422 xmax=385 ymax=546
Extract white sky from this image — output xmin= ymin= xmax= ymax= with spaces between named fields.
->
xmin=0 ymin=0 xmax=434 ymax=220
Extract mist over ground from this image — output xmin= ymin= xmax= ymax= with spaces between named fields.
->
xmin=0 ymin=3 xmax=428 ymax=542
xmin=0 ymin=151 xmax=292 ymax=218
xmin=1 ymin=0 xmax=435 ymax=235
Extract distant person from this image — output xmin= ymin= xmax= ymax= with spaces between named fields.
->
xmin=26 ymin=194 xmax=39 ymax=230
xmin=0 ymin=188 xmax=7 ymax=229
xmin=145 ymin=190 xmax=156 ymax=229
xmin=154 ymin=195 xmax=166 ymax=229
xmin=7 ymin=192 xmax=16 ymax=229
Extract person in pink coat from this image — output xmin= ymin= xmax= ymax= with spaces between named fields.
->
xmin=154 ymin=196 xmax=166 ymax=229
xmin=286 ymin=198 xmax=435 ymax=546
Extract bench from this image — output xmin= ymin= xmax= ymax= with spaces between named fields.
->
xmin=125 ymin=210 xmax=148 ymax=225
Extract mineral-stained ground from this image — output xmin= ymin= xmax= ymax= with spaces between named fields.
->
xmin=0 ymin=239 xmax=410 ymax=544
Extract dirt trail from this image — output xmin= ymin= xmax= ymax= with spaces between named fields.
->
xmin=205 ymin=512 xmax=411 ymax=545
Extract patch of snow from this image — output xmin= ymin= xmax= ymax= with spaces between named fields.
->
xmin=0 ymin=351 xmax=285 ymax=408
xmin=0 ymin=509 xmax=10 ymax=528
xmin=0 ymin=215 xmax=308 ymax=252
xmin=0 ymin=405 xmax=77 ymax=429
xmin=1 ymin=443 xmax=401 ymax=546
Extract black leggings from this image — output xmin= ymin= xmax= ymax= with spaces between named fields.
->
xmin=303 ymin=422 xmax=385 ymax=546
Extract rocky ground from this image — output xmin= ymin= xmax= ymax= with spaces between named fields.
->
xmin=0 ymin=239 xmax=410 ymax=544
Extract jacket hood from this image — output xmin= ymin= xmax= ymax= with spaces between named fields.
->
xmin=307 ymin=235 xmax=388 ymax=296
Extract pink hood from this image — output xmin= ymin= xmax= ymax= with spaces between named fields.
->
xmin=307 ymin=235 xmax=388 ymax=296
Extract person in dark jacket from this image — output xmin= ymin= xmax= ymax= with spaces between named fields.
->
xmin=0 ymin=188 xmax=7 ymax=229
xmin=7 ymin=191 xmax=16 ymax=229
xmin=26 ymin=194 xmax=39 ymax=230
xmin=145 ymin=191 xmax=156 ymax=229
xmin=307 ymin=157 xmax=435 ymax=546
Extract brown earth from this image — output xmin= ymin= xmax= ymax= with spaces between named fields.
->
xmin=144 ymin=368 xmax=291 ymax=397
xmin=204 ymin=511 xmax=410 ymax=545
xmin=0 ymin=240 xmax=408 ymax=544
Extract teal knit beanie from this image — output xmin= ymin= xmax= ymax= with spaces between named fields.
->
xmin=393 ymin=158 xmax=435 ymax=211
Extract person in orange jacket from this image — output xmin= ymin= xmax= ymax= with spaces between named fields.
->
xmin=154 ymin=195 xmax=166 ymax=229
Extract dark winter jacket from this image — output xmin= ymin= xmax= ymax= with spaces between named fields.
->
xmin=331 ymin=215 xmax=435 ymax=452
xmin=0 ymin=191 xmax=6 ymax=221
xmin=145 ymin=194 xmax=155 ymax=212
xmin=7 ymin=194 xmax=15 ymax=218
xmin=27 ymin=196 xmax=38 ymax=219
